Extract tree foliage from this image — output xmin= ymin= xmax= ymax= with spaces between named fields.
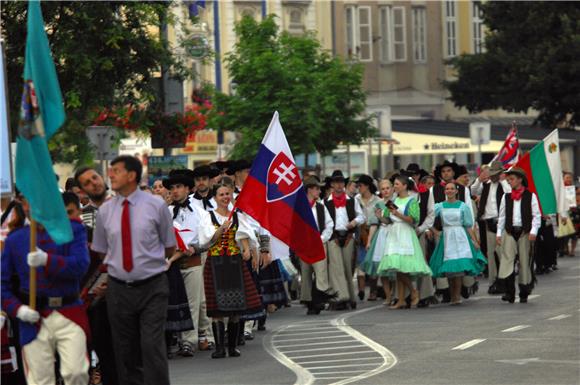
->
xmin=1 ymin=1 xmax=195 ymax=164
xmin=211 ymin=15 xmax=373 ymax=159
xmin=444 ymin=1 xmax=580 ymax=128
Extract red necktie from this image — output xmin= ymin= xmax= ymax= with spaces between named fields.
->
xmin=122 ymin=199 xmax=133 ymax=272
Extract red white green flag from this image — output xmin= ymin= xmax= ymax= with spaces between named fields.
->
xmin=515 ymin=129 xmax=566 ymax=215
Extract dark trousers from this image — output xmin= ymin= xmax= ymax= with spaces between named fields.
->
xmin=88 ymin=299 xmax=119 ymax=385
xmin=106 ymin=274 xmax=170 ymax=385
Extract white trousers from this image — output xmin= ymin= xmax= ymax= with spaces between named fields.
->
xmin=181 ymin=265 xmax=211 ymax=347
xmin=22 ymin=311 xmax=89 ymax=385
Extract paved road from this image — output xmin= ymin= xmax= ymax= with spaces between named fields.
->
xmin=170 ymin=254 xmax=580 ymax=385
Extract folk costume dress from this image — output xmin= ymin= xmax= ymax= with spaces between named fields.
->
xmin=202 ymin=211 xmax=263 ymax=318
xmin=376 ymin=196 xmax=432 ymax=278
xmin=429 ymin=201 xmax=487 ymax=278
xmin=361 ymin=200 xmax=391 ymax=277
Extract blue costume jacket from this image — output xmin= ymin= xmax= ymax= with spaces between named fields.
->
xmin=1 ymin=219 xmax=90 ymax=345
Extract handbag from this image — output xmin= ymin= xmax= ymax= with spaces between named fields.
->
xmin=558 ymin=218 xmax=575 ymax=238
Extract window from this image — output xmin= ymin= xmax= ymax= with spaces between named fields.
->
xmin=444 ymin=1 xmax=457 ymax=57
xmin=392 ymin=7 xmax=406 ymax=61
xmin=379 ymin=7 xmax=392 ymax=63
xmin=345 ymin=6 xmax=372 ymax=61
xmin=412 ymin=7 xmax=426 ymax=62
xmin=472 ymin=1 xmax=484 ymax=53
xmin=286 ymin=7 xmax=305 ymax=34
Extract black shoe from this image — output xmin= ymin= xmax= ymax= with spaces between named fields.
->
xmin=257 ymin=318 xmax=266 ymax=331
xmin=350 ymin=301 xmax=357 ymax=310
xmin=227 ymin=321 xmax=241 ymax=357
xmin=440 ymin=289 xmax=451 ymax=304
xmin=179 ymin=344 xmax=194 ymax=357
xmin=358 ymin=290 xmax=365 ymax=301
xmin=211 ymin=322 xmax=226 ymax=359
xmin=519 ymin=297 xmax=528 ymax=303
xmin=290 ymin=290 xmax=298 ymax=301
xmin=501 ymin=293 xmax=515 ymax=303
xmin=417 ymin=299 xmax=429 ymax=308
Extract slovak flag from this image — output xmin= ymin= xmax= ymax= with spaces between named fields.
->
xmin=492 ymin=125 xmax=520 ymax=167
xmin=235 ymin=112 xmax=325 ymax=264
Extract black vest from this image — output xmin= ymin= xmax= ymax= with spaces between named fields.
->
xmin=315 ymin=202 xmax=326 ymax=234
xmin=325 ymin=197 xmax=356 ymax=232
xmin=418 ymin=190 xmax=430 ymax=227
xmin=477 ymin=182 xmax=504 ymax=220
xmin=505 ymin=190 xmax=533 ymax=234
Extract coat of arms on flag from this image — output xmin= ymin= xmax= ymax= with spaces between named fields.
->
xmin=493 ymin=124 xmax=520 ymax=167
xmin=266 ymin=152 xmax=301 ymax=202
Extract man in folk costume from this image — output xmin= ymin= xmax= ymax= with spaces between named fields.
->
xmin=165 ymin=170 xmax=215 ymax=356
xmin=428 ymin=161 xmax=476 ymax=302
xmin=191 ymin=165 xmax=220 ymax=212
xmin=324 ymin=170 xmax=365 ymax=310
xmin=1 ymin=197 xmax=90 ymax=385
xmin=496 ymin=167 xmax=541 ymax=303
xmin=301 ymin=176 xmax=335 ymax=315
xmin=471 ymin=161 xmax=511 ymax=294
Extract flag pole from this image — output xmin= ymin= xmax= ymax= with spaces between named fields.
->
xmin=29 ymin=219 xmax=37 ymax=310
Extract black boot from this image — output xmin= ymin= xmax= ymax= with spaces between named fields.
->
xmin=227 ymin=321 xmax=241 ymax=357
xmin=237 ymin=320 xmax=246 ymax=346
xmin=257 ymin=316 xmax=266 ymax=331
xmin=501 ymin=274 xmax=516 ymax=303
xmin=518 ymin=284 xmax=531 ymax=303
xmin=211 ymin=322 xmax=226 ymax=359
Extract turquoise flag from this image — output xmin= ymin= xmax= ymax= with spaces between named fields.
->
xmin=15 ymin=0 xmax=72 ymax=244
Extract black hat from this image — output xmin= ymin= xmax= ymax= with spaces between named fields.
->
xmin=434 ymin=160 xmax=460 ymax=181
xmin=399 ymin=169 xmax=415 ymax=179
xmin=456 ymin=165 xmax=469 ymax=177
xmin=330 ymin=170 xmax=346 ymax=182
xmin=162 ymin=169 xmax=195 ymax=189
xmin=193 ymin=164 xmax=219 ymax=179
xmin=210 ymin=160 xmax=229 ymax=174
xmin=504 ymin=166 xmax=527 ymax=180
xmin=303 ymin=176 xmax=325 ymax=188
xmin=226 ymin=159 xmax=252 ymax=176
xmin=355 ymin=174 xmax=377 ymax=194
xmin=405 ymin=163 xmax=421 ymax=175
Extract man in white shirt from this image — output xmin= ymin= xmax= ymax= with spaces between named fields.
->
xmin=165 ymin=171 xmax=215 ymax=355
xmin=471 ymin=161 xmax=511 ymax=294
xmin=301 ymin=176 xmax=335 ymax=315
xmin=324 ymin=170 xmax=365 ymax=310
xmin=496 ymin=167 xmax=541 ymax=304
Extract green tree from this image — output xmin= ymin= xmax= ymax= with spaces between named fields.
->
xmin=444 ymin=1 xmax=580 ymax=128
xmin=211 ymin=15 xmax=373 ymax=159
xmin=1 ymin=1 xmax=196 ymax=165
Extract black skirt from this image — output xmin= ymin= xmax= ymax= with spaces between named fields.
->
xmin=165 ymin=263 xmax=194 ymax=332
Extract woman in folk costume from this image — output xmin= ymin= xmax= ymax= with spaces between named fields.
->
xmin=377 ymin=175 xmax=432 ymax=309
xmin=429 ymin=182 xmax=487 ymax=305
xmin=361 ymin=178 xmax=394 ymax=303
xmin=198 ymin=180 xmax=263 ymax=359
xmin=354 ymin=175 xmax=381 ymax=301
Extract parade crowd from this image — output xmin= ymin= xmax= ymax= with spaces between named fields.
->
xmin=1 ymin=155 xmax=579 ymax=385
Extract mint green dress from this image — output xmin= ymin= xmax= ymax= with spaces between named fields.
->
xmin=361 ymin=200 xmax=391 ymax=277
xmin=376 ymin=196 xmax=432 ymax=278
xmin=429 ymin=201 xmax=487 ymax=278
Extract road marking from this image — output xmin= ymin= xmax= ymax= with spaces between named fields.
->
xmin=287 ymin=350 xmax=378 ymax=360
xmin=451 ymin=339 xmax=486 ymax=350
xmin=304 ymin=363 xmax=381 ymax=370
xmin=279 ymin=343 xmax=366 ymax=354
xmin=471 ymin=294 xmax=540 ymax=301
xmin=275 ymin=330 xmax=345 ymax=337
xmin=501 ymin=325 xmax=531 ymax=332
xmin=548 ymin=314 xmax=571 ymax=321
xmin=496 ymin=358 xmax=580 ymax=366
xmin=276 ymin=339 xmax=357 ymax=348
xmin=263 ymin=305 xmax=397 ymax=385
xmin=294 ymin=357 xmax=384 ymax=365
xmin=274 ymin=335 xmax=354 ymax=343
xmin=563 ymin=275 xmax=580 ymax=280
